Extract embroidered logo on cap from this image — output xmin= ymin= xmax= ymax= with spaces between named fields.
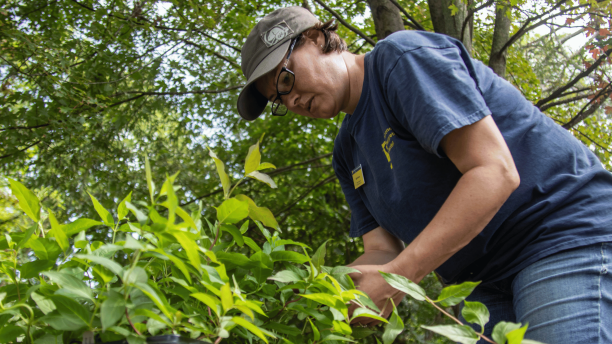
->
xmin=261 ymin=21 xmax=293 ymax=47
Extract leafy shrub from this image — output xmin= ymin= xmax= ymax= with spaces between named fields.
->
xmin=1 ymin=138 xmax=544 ymax=344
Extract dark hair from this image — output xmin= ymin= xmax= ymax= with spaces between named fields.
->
xmin=295 ymin=19 xmax=347 ymax=54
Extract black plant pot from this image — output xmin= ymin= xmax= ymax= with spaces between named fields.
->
xmin=97 ymin=335 xmax=213 ymax=344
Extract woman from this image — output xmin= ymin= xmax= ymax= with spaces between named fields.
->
xmin=236 ymin=6 xmax=612 ymax=343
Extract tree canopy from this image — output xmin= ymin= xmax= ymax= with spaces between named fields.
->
xmin=2 ymin=0 xmax=612 ymax=342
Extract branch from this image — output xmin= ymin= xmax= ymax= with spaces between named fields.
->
xmin=1 ymin=123 xmax=50 ymax=131
xmin=180 ymin=152 xmax=332 ymax=206
xmin=312 ymin=0 xmax=376 ymax=46
xmin=388 ymin=0 xmax=426 ymax=31
xmin=276 ymin=174 xmax=337 ymax=224
xmin=537 ymin=48 xmax=612 ymax=108
xmin=539 ymin=92 xmax=595 ymax=112
xmin=0 ymin=140 xmax=42 ymax=160
xmin=180 ymin=39 xmax=240 ymax=68
xmin=499 ymin=0 xmax=589 ymax=55
xmin=562 ymin=83 xmax=612 ymax=129
xmin=461 ymin=0 xmax=495 ymax=43
xmin=117 ymin=85 xmax=243 ymax=97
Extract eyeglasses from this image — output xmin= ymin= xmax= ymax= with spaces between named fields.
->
xmin=271 ymin=38 xmax=297 ymax=116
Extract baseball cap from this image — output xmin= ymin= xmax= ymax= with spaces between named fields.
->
xmin=237 ymin=6 xmax=319 ymax=121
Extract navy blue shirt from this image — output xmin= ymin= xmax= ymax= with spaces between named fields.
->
xmin=332 ymin=31 xmax=612 ymax=284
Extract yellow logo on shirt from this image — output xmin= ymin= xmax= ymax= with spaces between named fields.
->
xmin=382 ymin=127 xmax=395 ymax=169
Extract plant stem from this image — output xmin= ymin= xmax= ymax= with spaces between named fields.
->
xmin=227 ymin=177 xmax=245 ymax=199
xmin=425 ymin=296 xmax=496 ymax=344
xmin=214 ymin=336 xmax=223 ymax=344
xmin=209 ymin=222 xmax=221 ymax=251
xmin=126 ymin=308 xmax=142 ymax=335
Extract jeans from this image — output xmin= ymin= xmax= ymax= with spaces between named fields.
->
xmin=460 ymin=242 xmax=612 ymax=343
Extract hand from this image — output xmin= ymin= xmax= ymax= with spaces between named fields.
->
xmin=347 ymin=264 xmax=406 ymax=327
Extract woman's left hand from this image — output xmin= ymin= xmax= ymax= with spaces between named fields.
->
xmin=347 ymin=264 xmax=407 ymax=327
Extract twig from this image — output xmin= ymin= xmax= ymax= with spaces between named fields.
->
xmin=388 ymin=0 xmax=426 ymax=31
xmin=425 ymin=296 xmax=496 ymax=344
xmin=312 ymin=0 xmax=376 ymax=46
xmin=126 ymin=308 xmax=142 ymax=336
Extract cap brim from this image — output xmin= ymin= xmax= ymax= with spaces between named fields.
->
xmin=237 ymin=39 xmax=291 ymax=121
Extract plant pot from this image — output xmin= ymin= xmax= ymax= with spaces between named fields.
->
xmin=96 ymin=335 xmax=213 ymax=344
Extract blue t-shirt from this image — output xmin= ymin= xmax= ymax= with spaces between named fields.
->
xmin=332 ymin=30 xmax=612 ymax=284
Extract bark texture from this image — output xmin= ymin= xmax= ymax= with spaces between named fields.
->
xmin=488 ymin=3 xmax=512 ymax=78
xmin=366 ymin=0 xmax=404 ymax=40
xmin=427 ymin=0 xmax=473 ymax=53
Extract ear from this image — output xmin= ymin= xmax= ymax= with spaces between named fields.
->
xmin=302 ymin=29 xmax=325 ymax=48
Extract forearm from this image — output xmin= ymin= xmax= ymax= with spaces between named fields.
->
xmin=387 ymin=165 xmax=519 ymax=283
xmin=348 ymin=250 xmax=400 ymax=267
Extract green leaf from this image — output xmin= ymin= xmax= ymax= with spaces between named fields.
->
xmin=133 ymin=282 xmax=173 ymax=319
xmin=63 ymin=218 xmax=102 ymax=237
xmin=299 ymin=293 xmax=347 ymax=315
xmin=421 ymin=324 xmax=479 ymax=344
xmin=270 ymin=251 xmax=309 ymax=264
xmin=330 ymin=266 xmax=361 ymax=276
xmin=145 ymin=156 xmax=155 ymax=202
xmin=232 ymin=316 xmax=274 ymax=344
xmin=31 ymin=292 xmax=56 ymax=315
xmin=506 ymin=324 xmax=529 ymax=344
xmin=47 ymin=210 xmax=69 ymax=253
xmin=308 ymin=318 xmax=320 ymax=341
xmin=124 ymin=266 xmax=148 ymax=285
xmin=175 ymin=206 xmax=198 ymax=230
xmin=123 ymin=235 xmax=145 ymax=250
xmin=351 ymin=307 xmax=389 ymax=324
xmin=461 ymin=301 xmax=490 ymax=332
xmin=48 ymin=294 xmax=92 ymax=327
xmin=153 ymin=249 xmax=192 ymax=284
xmin=118 ymin=191 xmax=132 ymax=222
xmin=221 ymin=282 xmax=233 ymax=312
xmin=312 ymin=239 xmax=329 ymax=272
xmin=244 ymin=237 xmax=261 ymax=252
xmin=246 ymin=171 xmax=277 ymax=188
xmin=40 ymin=311 xmax=85 ymax=331
xmin=492 ymin=321 xmax=523 ymax=344
xmin=75 ymin=254 xmax=124 ymax=277
xmin=101 ymin=291 xmax=125 ymax=331
xmin=435 ymin=281 xmax=480 ymax=307
xmin=88 ymin=192 xmax=115 ymax=226
xmin=171 ymin=230 xmax=201 ymax=273
xmin=221 ymin=224 xmax=244 ymax=246
xmin=275 ymin=239 xmax=311 ymax=250
xmin=257 ymin=162 xmax=276 ymax=170
xmin=8 ymin=179 xmax=40 ymax=223
xmin=379 ymin=271 xmax=426 ymax=301
xmin=191 ymin=292 xmax=221 ymax=316
xmin=268 ymin=270 xmax=302 ymax=283
xmin=42 ymin=271 xmax=93 ymax=301
xmin=208 ymin=148 xmax=231 ymax=198
xmin=382 ymin=299 xmax=404 ymax=344
xmin=16 ymin=224 xmax=36 ymax=249
xmin=235 ymin=194 xmax=279 ymax=230
xmin=332 ymin=320 xmax=352 ymax=335
xmin=244 ymin=139 xmax=261 ymax=175
xmin=320 ymin=334 xmax=355 ymax=342
xmin=0 ymin=325 xmax=25 ymax=343
xmin=125 ymin=202 xmax=147 ymax=225
xmin=216 ymin=198 xmax=249 ymax=224
xmin=19 ymin=260 xmax=54 ymax=280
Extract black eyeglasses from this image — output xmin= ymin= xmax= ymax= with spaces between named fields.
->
xmin=271 ymin=38 xmax=297 ymax=116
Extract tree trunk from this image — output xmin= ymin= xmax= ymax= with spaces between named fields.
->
xmin=489 ymin=2 xmax=512 ymax=78
xmin=366 ymin=0 xmax=404 ymax=40
xmin=427 ymin=0 xmax=473 ymax=53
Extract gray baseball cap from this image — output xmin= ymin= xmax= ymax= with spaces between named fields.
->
xmin=237 ymin=7 xmax=319 ymax=121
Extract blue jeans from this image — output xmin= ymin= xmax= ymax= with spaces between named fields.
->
xmin=460 ymin=242 xmax=612 ymax=343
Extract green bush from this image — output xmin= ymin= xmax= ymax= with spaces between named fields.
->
xmin=1 ymin=138 xmax=544 ymax=344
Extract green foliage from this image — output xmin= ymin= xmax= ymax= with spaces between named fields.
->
xmin=1 ymin=141 xmax=410 ymax=344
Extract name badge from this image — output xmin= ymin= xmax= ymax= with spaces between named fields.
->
xmin=352 ymin=164 xmax=365 ymax=189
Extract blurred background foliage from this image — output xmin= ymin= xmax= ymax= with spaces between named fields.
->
xmin=1 ymin=0 xmax=611 ymax=342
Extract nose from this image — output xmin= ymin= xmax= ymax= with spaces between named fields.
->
xmin=282 ymin=91 xmax=306 ymax=112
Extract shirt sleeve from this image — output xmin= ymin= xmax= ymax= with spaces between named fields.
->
xmin=332 ymin=141 xmax=379 ymax=238
xmin=381 ymin=40 xmax=492 ymax=157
